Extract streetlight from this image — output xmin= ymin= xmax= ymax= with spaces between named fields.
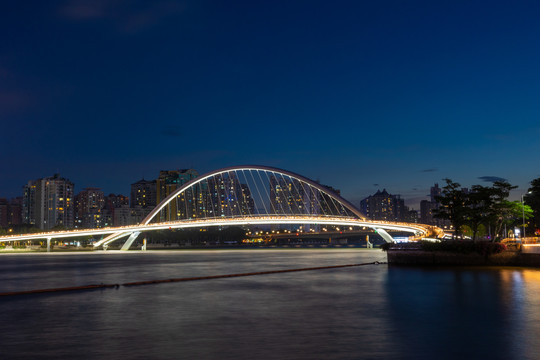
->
xmin=522 ymin=191 xmax=532 ymax=240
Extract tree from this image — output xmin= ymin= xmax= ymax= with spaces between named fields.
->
xmin=495 ymin=200 xmax=533 ymax=239
xmin=525 ymin=178 xmax=540 ymax=234
xmin=489 ymin=181 xmax=517 ymax=241
xmin=465 ymin=185 xmax=496 ymax=241
xmin=433 ymin=179 xmax=469 ymax=239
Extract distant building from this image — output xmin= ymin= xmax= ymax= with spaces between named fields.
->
xmin=8 ymin=197 xmax=23 ymax=226
xmin=360 ymin=189 xmax=408 ymax=221
xmin=269 ymin=175 xmax=305 ymax=215
xmin=419 ymin=183 xmax=452 ymax=227
xmin=130 ymin=179 xmax=157 ymax=209
xmin=113 ymin=205 xmax=148 ymax=226
xmin=101 ymin=194 xmax=129 ymax=227
xmin=22 ymin=180 xmax=37 ymax=225
xmin=0 ymin=198 xmax=20 ymax=228
xmin=420 ymin=199 xmax=437 ymax=225
xmin=430 ymin=183 xmax=441 ymax=203
xmin=239 ymin=184 xmax=255 ymax=216
xmin=206 ymin=172 xmax=254 ymax=218
xmin=74 ymin=188 xmax=105 ymax=229
xmin=24 ymin=174 xmax=75 ymax=230
xmin=0 ymin=199 xmax=7 ymax=228
xmin=268 ymin=176 xmax=345 ymax=219
xmin=155 ymin=169 xmax=199 ymax=221
xmin=405 ymin=209 xmax=419 ymax=223
xmin=318 ymin=184 xmax=344 ymax=216
xmin=104 ymin=193 xmax=129 ymax=210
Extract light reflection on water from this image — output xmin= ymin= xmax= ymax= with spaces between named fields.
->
xmin=1 ymin=250 xmax=539 ymax=360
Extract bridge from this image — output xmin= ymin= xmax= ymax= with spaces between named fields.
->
xmin=0 ymin=165 xmax=441 ymax=250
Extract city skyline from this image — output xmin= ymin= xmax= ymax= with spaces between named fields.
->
xmin=1 ymin=1 xmax=540 ymax=208
xmin=1 ymin=164 xmax=524 ymax=214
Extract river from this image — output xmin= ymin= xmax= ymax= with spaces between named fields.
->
xmin=1 ymin=249 xmax=539 ymax=359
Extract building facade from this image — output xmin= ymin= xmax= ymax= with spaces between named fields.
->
xmin=22 ymin=180 xmax=37 ymax=225
xmin=419 ymin=183 xmax=451 ymax=227
xmin=155 ymin=169 xmax=199 ymax=221
xmin=360 ymin=189 xmax=408 ymax=221
xmin=24 ymin=174 xmax=75 ymax=230
xmin=74 ymin=188 xmax=105 ymax=229
xmin=130 ymin=179 xmax=157 ymax=209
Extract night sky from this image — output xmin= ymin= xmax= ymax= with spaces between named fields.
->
xmin=1 ymin=0 xmax=540 ymax=208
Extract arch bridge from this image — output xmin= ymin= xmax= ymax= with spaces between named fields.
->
xmin=0 ymin=166 xmax=441 ymax=250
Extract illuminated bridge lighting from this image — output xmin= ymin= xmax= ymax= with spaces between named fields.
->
xmin=0 ymin=166 xmax=442 ymax=248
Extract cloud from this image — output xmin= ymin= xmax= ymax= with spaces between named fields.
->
xmin=478 ymin=176 xmax=507 ymax=183
xmin=59 ymin=0 xmax=185 ymax=33
xmin=161 ymin=126 xmax=182 ymax=137
xmin=405 ymin=195 xmax=431 ymax=205
xmin=60 ymin=0 xmax=113 ymax=19
xmin=0 ymin=66 xmax=13 ymax=79
xmin=373 ymin=183 xmax=379 ymax=187
xmin=421 ymin=168 xmax=438 ymax=173
xmin=0 ymin=91 xmax=31 ymax=114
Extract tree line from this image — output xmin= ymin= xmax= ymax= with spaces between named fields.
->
xmin=433 ymin=178 xmax=540 ymax=241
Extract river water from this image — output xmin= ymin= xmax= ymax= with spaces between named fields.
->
xmin=1 ymin=249 xmax=539 ymax=360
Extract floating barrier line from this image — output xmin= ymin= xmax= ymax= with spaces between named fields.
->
xmin=122 ymin=261 xmax=385 ymax=286
xmin=0 ymin=283 xmax=120 ymax=297
xmin=0 ymin=261 xmax=387 ymax=297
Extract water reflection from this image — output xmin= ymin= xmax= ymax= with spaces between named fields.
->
xmin=385 ymin=266 xmax=540 ymax=360
xmin=1 ymin=251 xmax=540 ymax=359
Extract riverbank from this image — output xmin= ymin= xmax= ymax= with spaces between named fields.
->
xmin=0 ymin=244 xmax=380 ymax=253
xmin=386 ymin=247 xmax=540 ymax=267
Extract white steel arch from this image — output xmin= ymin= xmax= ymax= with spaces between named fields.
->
xmin=142 ymin=165 xmax=367 ymax=225
xmin=94 ymin=165 xmax=371 ymax=248
xmin=0 ymin=166 xmax=441 ymax=249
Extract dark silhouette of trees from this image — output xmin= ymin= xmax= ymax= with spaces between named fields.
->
xmin=466 ymin=185 xmax=493 ymax=241
xmin=434 ymin=179 xmax=532 ymax=241
xmin=525 ymin=178 xmax=540 ymax=234
xmin=433 ymin=179 xmax=469 ymax=239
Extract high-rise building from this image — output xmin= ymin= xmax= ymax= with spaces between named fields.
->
xmin=112 ymin=205 xmax=148 ymax=226
xmin=74 ymin=188 xmax=105 ymax=228
xmin=8 ymin=197 xmax=23 ymax=226
xmin=420 ymin=199 xmax=437 ymax=225
xmin=26 ymin=174 xmax=75 ymax=230
xmin=269 ymin=175 xmax=305 ymax=215
xmin=319 ymin=184 xmax=348 ymax=216
xmin=130 ymin=179 xmax=157 ymax=209
xmin=0 ymin=197 xmax=21 ymax=228
xmin=405 ymin=209 xmax=419 ymax=223
xmin=99 ymin=194 xmax=129 ymax=227
xmin=206 ymin=173 xmax=253 ymax=218
xmin=360 ymin=189 xmax=408 ymax=221
xmin=22 ymin=180 xmax=37 ymax=225
xmin=239 ymin=184 xmax=255 ymax=216
xmin=419 ymin=183 xmax=453 ymax=227
xmin=0 ymin=198 xmax=8 ymax=228
xmin=156 ymin=169 xmax=199 ymax=221
xmin=268 ymin=177 xmax=345 ymax=218
xmin=104 ymin=194 xmax=129 ymax=210
xmin=430 ymin=183 xmax=441 ymax=203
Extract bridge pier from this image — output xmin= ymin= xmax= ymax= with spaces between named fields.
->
xmin=121 ymin=231 xmax=141 ymax=251
xmin=374 ymin=228 xmax=394 ymax=243
xmin=366 ymin=235 xmax=373 ymax=248
xmin=47 ymin=237 xmax=51 ymax=252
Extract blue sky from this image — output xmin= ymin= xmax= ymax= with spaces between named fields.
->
xmin=1 ymin=0 xmax=540 ymax=208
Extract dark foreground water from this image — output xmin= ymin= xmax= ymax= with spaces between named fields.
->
xmin=1 ymin=249 xmax=539 ymax=360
